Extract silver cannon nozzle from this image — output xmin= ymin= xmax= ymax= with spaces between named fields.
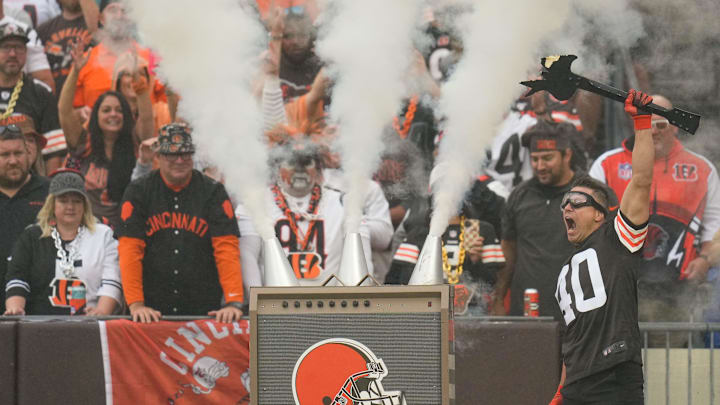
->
xmin=335 ymin=232 xmax=370 ymax=286
xmin=263 ymin=237 xmax=300 ymax=287
xmin=408 ymin=235 xmax=443 ymax=285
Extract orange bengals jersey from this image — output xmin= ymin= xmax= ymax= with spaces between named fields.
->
xmin=589 ymin=137 xmax=720 ymax=281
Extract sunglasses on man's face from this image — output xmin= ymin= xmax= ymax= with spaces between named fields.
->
xmin=560 ymin=191 xmax=607 ymax=214
xmin=652 ymin=119 xmax=670 ymax=130
xmin=160 ymin=152 xmax=193 ymax=162
xmin=0 ymin=124 xmax=21 ymax=136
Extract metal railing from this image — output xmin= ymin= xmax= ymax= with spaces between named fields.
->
xmin=641 ymin=322 xmax=720 ymax=405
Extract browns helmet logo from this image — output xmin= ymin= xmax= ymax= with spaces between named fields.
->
xmin=292 ymin=338 xmax=407 ymax=405
xmin=288 ymin=252 xmax=323 ymax=279
xmin=48 ymin=278 xmax=87 ymax=314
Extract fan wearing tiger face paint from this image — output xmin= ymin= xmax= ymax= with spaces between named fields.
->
xmin=235 ymin=133 xmax=384 ymax=290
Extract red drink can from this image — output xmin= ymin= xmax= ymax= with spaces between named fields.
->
xmin=524 ymin=288 xmax=539 ymax=317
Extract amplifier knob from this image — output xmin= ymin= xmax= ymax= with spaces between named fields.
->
xmin=341 ymin=300 xmax=347 ymax=308
xmin=294 ymin=301 xmax=300 ymax=308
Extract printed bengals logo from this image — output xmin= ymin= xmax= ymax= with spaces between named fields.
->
xmin=121 ymin=201 xmax=134 ymax=221
xmin=48 ymin=277 xmax=87 ymax=314
xmin=288 ymin=252 xmax=322 ymax=279
xmin=222 ymin=200 xmax=234 ymax=220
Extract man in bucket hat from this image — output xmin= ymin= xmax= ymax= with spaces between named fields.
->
xmin=116 ymin=123 xmax=245 ymax=323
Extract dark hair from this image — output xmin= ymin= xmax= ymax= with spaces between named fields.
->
xmin=88 ymin=91 xmax=135 ymax=203
xmin=99 ymin=0 xmax=120 ymax=12
xmin=571 ymin=175 xmax=610 ymax=213
xmin=114 ymin=70 xmax=130 ymax=93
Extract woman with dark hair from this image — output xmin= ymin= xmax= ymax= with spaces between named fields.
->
xmin=58 ymin=42 xmax=154 ymax=228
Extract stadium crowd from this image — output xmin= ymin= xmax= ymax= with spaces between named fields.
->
xmin=0 ymin=0 xmax=718 ymax=352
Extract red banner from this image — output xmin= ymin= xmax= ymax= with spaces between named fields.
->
xmin=100 ymin=319 xmax=250 ymax=405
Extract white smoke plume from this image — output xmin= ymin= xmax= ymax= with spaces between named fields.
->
xmin=126 ymin=0 xmax=276 ymax=239
xmin=315 ymin=0 xmax=422 ymax=233
xmin=429 ymin=1 xmax=572 ymax=237
xmin=543 ymin=0 xmax=646 ymax=80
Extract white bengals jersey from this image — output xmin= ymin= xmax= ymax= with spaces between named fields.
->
xmin=236 ymin=184 xmax=373 ymax=286
xmin=485 ymin=111 xmax=536 ymax=192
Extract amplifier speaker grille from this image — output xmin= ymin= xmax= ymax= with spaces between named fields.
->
xmin=257 ymin=313 xmax=442 ymax=404
xmin=251 ymin=286 xmax=452 ymax=405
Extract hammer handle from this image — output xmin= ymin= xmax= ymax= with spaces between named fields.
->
xmin=577 ymin=75 xmax=701 ymax=134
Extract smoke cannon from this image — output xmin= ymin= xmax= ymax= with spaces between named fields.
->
xmin=408 ymin=235 xmax=444 ymax=285
xmin=263 ymin=237 xmax=300 ymax=287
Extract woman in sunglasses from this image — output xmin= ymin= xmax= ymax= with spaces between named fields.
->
xmin=549 ymin=90 xmax=654 ymax=405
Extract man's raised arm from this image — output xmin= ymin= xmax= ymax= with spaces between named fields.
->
xmin=619 ymin=89 xmax=654 ymax=226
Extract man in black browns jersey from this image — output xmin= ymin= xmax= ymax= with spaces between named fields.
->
xmin=0 ymin=21 xmax=65 ymax=174
xmin=548 ymin=90 xmax=654 ymax=405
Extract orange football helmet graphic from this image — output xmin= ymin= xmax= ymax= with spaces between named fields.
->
xmin=292 ymin=338 xmax=406 ymax=405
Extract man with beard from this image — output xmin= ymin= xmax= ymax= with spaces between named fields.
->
xmin=236 ymin=136 xmax=381 ymax=289
xmin=0 ymin=125 xmax=49 ymax=313
xmin=0 ymin=0 xmax=54 ymax=91
xmin=273 ymin=8 xmax=321 ymax=103
xmin=37 ymin=0 xmax=93 ymax=92
xmin=72 ymin=0 xmax=165 ymax=117
xmin=0 ymin=21 xmax=64 ymax=174
xmin=491 ymin=120 xmax=584 ymax=319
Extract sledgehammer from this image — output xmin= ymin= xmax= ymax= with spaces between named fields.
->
xmin=520 ymin=55 xmax=701 ymax=134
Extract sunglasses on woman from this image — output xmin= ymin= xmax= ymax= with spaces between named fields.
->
xmin=560 ymin=191 xmax=608 ymax=215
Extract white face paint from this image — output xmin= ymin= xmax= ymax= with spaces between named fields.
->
xmin=279 ymin=155 xmax=319 ymax=197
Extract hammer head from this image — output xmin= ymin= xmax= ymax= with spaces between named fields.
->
xmin=520 ymin=55 xmax=580 ymax=101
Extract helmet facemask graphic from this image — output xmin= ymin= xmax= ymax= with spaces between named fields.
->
xmin=292 ymin=338 xmax=407 ymax=405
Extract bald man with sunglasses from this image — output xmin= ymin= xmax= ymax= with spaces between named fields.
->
xmin=589 ymin=94 xmax=720 ymax=346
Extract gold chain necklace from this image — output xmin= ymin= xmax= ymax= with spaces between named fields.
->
xmin=441 ymin=216 xmax=466 ymax=284
xmin=0 ymin=76 xmax=24 ymax=120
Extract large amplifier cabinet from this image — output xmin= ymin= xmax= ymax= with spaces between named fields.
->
xmin=250 ymin=285 xmax=454 ymax=405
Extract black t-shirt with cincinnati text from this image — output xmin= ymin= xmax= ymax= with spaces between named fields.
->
xmin=37 ymin=14 xmax=91 ymax=91
xmin=557 ymin=210 xmax=645 ymax=385
xmin=279 ymin=53 xmax=322 ymax=103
